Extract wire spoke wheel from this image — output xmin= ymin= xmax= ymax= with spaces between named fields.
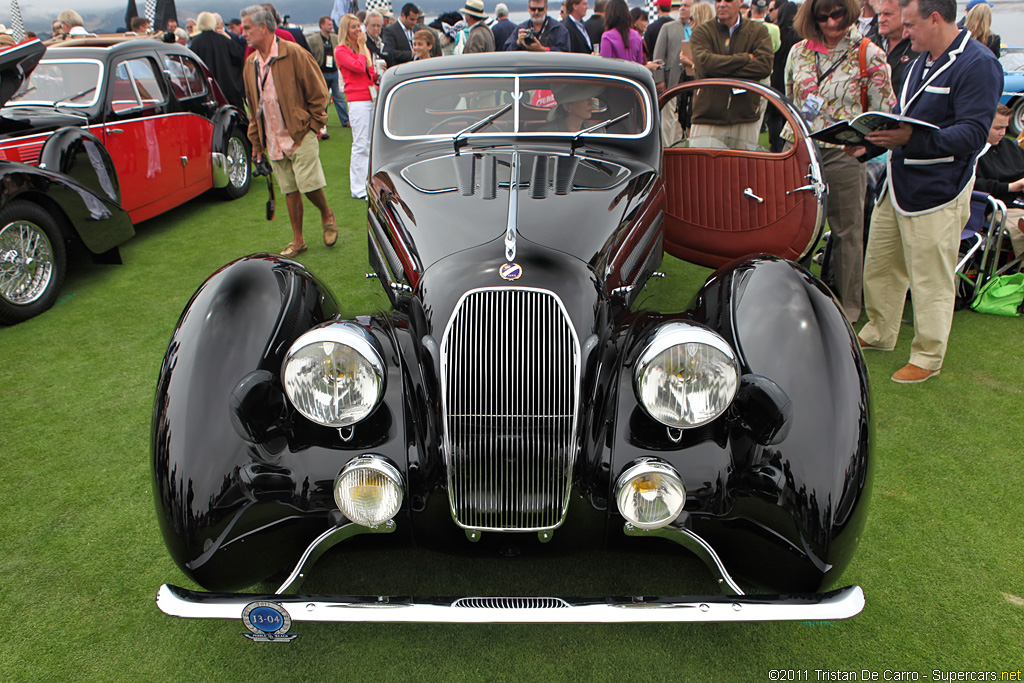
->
xmin=220 ymin=128 xmax=251 ymax=200
xmin=0 ymin=201 xmax=66 ymax=325
xmin=0 ymin=220 xmax=55 ymax=306
xmin=227 ymin=136 xmax=248 ymax=189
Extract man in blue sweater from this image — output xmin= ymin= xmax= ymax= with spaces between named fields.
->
xmin=856 ymin=0 xmax=1002 ymax=383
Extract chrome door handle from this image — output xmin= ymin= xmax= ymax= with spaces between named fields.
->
xmin=743 ymin=188 xmax=764 ymax=203
xmin=107 ymin=128 xmax=124 ymax=134
xmin=786 ymin=184 xmax=815 ymax=195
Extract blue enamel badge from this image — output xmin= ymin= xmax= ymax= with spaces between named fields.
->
xmin=499 ymin=262 xmax=522 ymax=281
xmin=241 ymin=601 xmax=297 ymax=642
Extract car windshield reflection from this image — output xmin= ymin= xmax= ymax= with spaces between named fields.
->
xmin=8 ymin=59 xmax=103 ymax=107
xmin=384 ymin=74 xmax=650 ymax=138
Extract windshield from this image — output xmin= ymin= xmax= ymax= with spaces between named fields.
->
xmin=1001 ymin=49 xmax=1024 ymax=73
xmin=7 ymin=59 xmax=102 ymax=107
xmin=384 ymin=74 xmax=650 ymax=139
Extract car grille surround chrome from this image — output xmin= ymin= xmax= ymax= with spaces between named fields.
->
xmin=440 ymin=287 xmax=581 ymax=532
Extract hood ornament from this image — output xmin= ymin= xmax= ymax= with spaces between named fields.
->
xmin=504 ymin=150 xmax=520 ymax=263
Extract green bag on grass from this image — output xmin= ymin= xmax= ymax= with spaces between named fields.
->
xmin=971 ymin=272 xmax=1024 ymax=316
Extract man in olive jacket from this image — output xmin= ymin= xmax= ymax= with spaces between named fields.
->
xmin=689 ymin=0 xmax=773 ymax=147
xmin=242 ymin=5 xmax=336 ymax=258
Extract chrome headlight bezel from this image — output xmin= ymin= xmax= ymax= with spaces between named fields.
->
xmin=633 ymin=322 xmax=740 ymax=429
xmin=281 ymin=321 xmax=386 ymax=428
xmin=334 ymin=455 xmax=404 ymax=527
xmin=614 ymin=459 xmax=686 ymax=530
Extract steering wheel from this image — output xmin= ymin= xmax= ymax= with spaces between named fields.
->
xmin=427 ymin=114 xmax=508 ymax=135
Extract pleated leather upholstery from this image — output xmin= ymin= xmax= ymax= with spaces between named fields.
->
xmin=662 ymin=143 xmax=820 ymax=269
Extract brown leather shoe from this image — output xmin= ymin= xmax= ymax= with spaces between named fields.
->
xmin=323 ymin=210 xmax=338 ymax=247
xmin=280 ymin=241 xmax=307 ymax=258
xmin=891 ymin=364 xmax=940 ymax=384
xmin=857 ymin=336 xmax=886 ymax=351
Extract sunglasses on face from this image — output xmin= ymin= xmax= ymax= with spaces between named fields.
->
xmin=814 ymin=7 xmax=847 ymax=21
xmin=528 ymin=5 xmax=546 ymax=10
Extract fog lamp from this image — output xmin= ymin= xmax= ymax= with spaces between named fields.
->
xmin=334 ymin=456 xmax=404 ymax=527
xmin=615 ymin=460 xmax=685 ymax=530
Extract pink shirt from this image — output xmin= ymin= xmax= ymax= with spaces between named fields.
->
xmin=599 ymin=28 xmax=643 ymax=64
xmin=255 ymin=39 xmax=294 ymax=160
xmin=335 ymin=44 xmax=378 ymax=102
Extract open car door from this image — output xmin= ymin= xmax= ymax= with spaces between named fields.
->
xmin=658 ymin=78 xmax=825 ymax=269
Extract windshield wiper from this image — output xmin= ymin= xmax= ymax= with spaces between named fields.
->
xmin=55 ymin=87 xmax=96 ymax=107
xmin=8 ymin=86 xmax=37 ymax=103
xmin=453 ymin=102 xmax=513 ymax=155
xmin=570 ymin=111 xmax=631 ymax=156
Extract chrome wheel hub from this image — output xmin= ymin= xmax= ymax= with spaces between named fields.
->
xmin=226 ymin=137 xmax=248 ymax=188
xmin=0 ymin=221 xmax=54 ymax=306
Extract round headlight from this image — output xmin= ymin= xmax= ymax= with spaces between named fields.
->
xmin=634 ymin=323 xmax=739 ymax=428
xmin=615 ymin=460 xmax=686 ymax=529
xmin=334 ymin=456 xmax=404 ymax=527
xmin=282 ymin=322 xmax=386 ymax=427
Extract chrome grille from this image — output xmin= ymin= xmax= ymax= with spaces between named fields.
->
xmin=452 ymin=597 xmax=570 ymax=609
xmin=441 ymin=287 xmax=580 ymax=532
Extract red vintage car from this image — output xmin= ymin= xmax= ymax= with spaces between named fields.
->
xmin=0 ymin=36 xmax=250 ymax=324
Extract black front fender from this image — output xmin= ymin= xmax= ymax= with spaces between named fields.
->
xmin=608 ymin=255 xmax=872 ymax=593
xmin=152 ymin=255 xmax=341 ymax=590
xmin=1 ymin=139 xmax=133 ymax=256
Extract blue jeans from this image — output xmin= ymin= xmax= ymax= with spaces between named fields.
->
xmin=323 ymin=70 xmax=349 ymax=126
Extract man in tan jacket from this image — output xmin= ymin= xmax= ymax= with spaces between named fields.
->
xmin=242 ymin=4 xmax=336 ymax=257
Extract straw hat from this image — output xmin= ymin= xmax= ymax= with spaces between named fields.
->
xmin=461 ymin=0 xmax=488 ymax=19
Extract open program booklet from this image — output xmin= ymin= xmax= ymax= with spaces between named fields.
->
xmin=810 ymin=111 xmax=939 ymax=146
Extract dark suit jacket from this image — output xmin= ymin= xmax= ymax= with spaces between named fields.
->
xmin=584 ymin=14 xmax=604 ymax=47
xmin=283 ymin=26 xmax=311 ymax=53
xmin=368 ymin=35 xmax=389 ymax=66
xmin=190 ymin=30 xmax=246 ymax=111
xmin=563 ymin=17 xmax=591 ymax=54
xmin=883 ymin=30 xmax=1003 ymax=213
xmin=491 ymin=17 xmax=516 ymax=50
xmin=383 ymin=21 xmax=414 ymax=65
xmin=643 ymin=15 xmax=672 ymax=58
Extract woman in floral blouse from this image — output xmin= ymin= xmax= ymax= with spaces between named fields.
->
xmin=785 ymin=0 xmax=894 ymax=324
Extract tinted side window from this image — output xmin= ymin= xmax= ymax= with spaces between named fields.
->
xmin=111 ymin=57 xmax=166 ymax=113
xmin=163 ymin=55 xmax=207 ymax=100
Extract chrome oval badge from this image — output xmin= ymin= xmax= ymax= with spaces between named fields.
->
xmin=499 ymin=262 xmax=522 ymax=281
xmin=241 ymin=601 xmax=297 ymax=642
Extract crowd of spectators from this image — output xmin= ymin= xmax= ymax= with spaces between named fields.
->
xmin=25 ymin=0 xmax=1016 ymax=384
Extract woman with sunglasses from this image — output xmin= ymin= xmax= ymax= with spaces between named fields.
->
xmin=784 ymin=0 xmax=894 ymax=324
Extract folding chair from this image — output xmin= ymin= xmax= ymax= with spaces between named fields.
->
xmin=956 ymin=192 xmax=1023 ymax=309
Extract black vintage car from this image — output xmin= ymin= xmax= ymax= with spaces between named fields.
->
xmin=153 ymin=53 xmax=870 ymax=632
xmin=0 ymin=37 xmax=250 ymax=324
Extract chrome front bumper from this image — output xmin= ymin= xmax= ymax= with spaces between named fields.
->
xmin=157 ymin=583 xmax=864 ymax=623
xmin=155 ymin=520 xmax=865 ymax=624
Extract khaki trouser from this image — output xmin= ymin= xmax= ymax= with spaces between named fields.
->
xmin=820 ymin=147 xmax=868 ymax=323
xmin=690 ymin=119 xmax=763 ymax=150
xmin=860 ymin=181 xmax=973 ymax=371
xmin=661 ymin=97 xmax=683 ymax=148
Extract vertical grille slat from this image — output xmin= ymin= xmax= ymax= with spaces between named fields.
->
xmin=440 ymin=288 xmax=580 ymax=532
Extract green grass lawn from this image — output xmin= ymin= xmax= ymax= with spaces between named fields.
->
xmin=1 ymin=120 xmax=1022 ymax=682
